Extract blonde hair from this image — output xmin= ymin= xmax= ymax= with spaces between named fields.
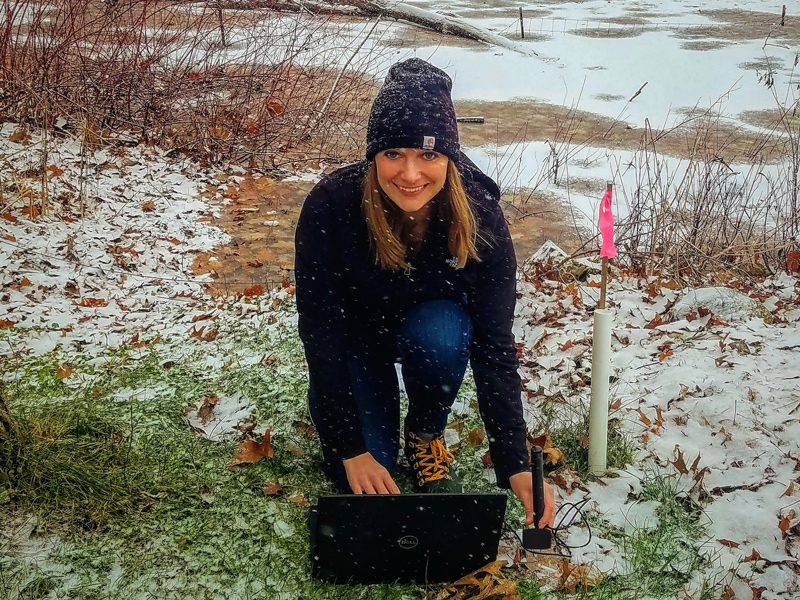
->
xmin=362 ymin=160 xmax=480 ymax=271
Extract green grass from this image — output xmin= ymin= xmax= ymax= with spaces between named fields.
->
xmin=536 ymin=398 xmax=637 ymax=481
xmin=0 ymin=313 xmax=714 ymax=600
xmin=0 ymin=318 xmax=431 ymax=599
xmin=562 ymin=470 xmax=713 ymax=600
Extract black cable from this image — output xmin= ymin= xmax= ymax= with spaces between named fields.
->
xmin=503 ymin=496 xmax=594 ymax=557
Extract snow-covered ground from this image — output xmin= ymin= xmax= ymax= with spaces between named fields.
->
xmin=1 ymin=126 xmax=799 ymax=597
xmin=2 ymin=0 xmax=800 ymax=597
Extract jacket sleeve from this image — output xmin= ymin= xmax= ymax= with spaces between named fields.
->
xmin=467 ymin=204 xmax=529 ymax=489
xmin=295 ymin=182 xmax=367 ymax=461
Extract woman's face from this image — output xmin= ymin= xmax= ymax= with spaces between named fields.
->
xmin=375 ymin=148 xmax=449 ymax=213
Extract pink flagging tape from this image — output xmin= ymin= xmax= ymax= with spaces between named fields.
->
xmin=599 ymin=189 xmax=617 ymax=259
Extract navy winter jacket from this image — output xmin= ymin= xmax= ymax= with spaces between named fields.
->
xmin=295 ymin=153 xmax=529 ymax=488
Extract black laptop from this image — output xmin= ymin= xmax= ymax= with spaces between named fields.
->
xmin=309 ymin=493 xmax=507 ymax=584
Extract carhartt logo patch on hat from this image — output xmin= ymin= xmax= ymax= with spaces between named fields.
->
xmin=422 ymin=136 xmax=436 ymax=149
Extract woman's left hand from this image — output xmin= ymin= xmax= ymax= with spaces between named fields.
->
xmin=508 ymin=471 xmax=556 ymax=529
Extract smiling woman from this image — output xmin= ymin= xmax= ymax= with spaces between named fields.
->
xmin=375 ymin=148 xmax=448 ymax=212
xmin=294 ymin=58 xmax=555 ymax=528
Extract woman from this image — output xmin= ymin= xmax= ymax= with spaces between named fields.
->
xmin=295 ymin=58 xmax=555 ymax=528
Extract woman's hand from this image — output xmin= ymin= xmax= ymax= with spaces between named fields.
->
xmin=343 ymin=452 xmax=401 ymax=494
xmin=509 ymin=471 xmax=556 ymax=529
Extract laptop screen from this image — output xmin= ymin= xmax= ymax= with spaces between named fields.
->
xmin=310 ymin=493 xmax=507 ymax=584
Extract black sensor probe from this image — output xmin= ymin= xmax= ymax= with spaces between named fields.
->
xmin=521 ymin=446 xmax=552 ymax=550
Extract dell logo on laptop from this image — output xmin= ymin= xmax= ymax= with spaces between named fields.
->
xmin=398 ymin=535 xmax=419 ymax=550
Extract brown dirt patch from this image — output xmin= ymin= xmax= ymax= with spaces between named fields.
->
xmin=739 ymin=109 xmax=800 ymax=132
xmin=680 ymin=40 xmax=732 ymax=51
xmin=192 ymin=176 xmax=315 ymax=296
xmin=454 ymin=99 xmax=791 ymax=163
xmin=195 ymin=173 xmax=581 ymax=297
xmin=671 ymin=8 xmax=800 ymax=44
xmin=569 ymin=26 xmax=643 ymax=39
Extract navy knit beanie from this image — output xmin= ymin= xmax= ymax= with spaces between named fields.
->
xmin=365 ymin=59 xmax=460 ymax=162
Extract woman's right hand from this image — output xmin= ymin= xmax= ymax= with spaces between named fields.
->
xmin=343 ymin=452 xmax=400 ymax=494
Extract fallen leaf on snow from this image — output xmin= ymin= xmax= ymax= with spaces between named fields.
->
xmin=718 ymin=539 xmax=740 ymax=548
xmin=72 ymin=297 xmax=108 ymax=307
xmin=781 ymin=481 xmax=795 ymax=497
xmin=196 ymin=396 xmax=219 ymax=423
xmin=743 ymin=548 xmax=762 ymax=562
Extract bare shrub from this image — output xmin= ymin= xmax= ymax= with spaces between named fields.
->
xmin=0 ymin=0 xmax=386 ymax=171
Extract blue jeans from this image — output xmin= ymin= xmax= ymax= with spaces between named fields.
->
xmin=308 ymin=300 xmax=473 ymax=492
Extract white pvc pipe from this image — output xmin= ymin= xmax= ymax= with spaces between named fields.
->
xmin=589 ymin=308 xmax=613 ymax=476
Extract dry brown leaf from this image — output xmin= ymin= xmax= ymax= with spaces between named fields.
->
xmin=473 ymin=579 xmax=517 ymax=600
xmin=191 ymin=313 xmax=215 ymax=323
xmin=718 ymin=539 xmax=740 ymax=548
xmin=46 ymin=164 xmax=64 ymax=178
xmin=208 ymin=126 xmax=231 ymax=140
xmin=659 ymin=349 xmax=673 ymax=362
xmin=713 ymin=354 xmax=729 ymax=367
xmin=781 ymin=481 xmax=795 ymax=497
xmin=788 ymin=250 xmax=800 ymax=274
xmin=290 ymin=493 xmax=310 ymax=508
xmin=672 ymin=449 xmax=689 ymax=475
xmin=2 ymin=212 xmax=18 ymax=224
xmin=468 ymin=428 xmax=485 ymax=446
xmin=263 ymin=483 xmax=283 ymax=496
xmin=645 ymin=314 xmax=666 ymax=329
xmin=549 ymin=466 xmax=589 ymax=494
xmin=55 ymin=364 xmax=74 ymax=379
xmin=560 ymin=339 xmax=573 ymax=351
xmin=743 ymin=548 xmax=761 ymax=562
xmin=196 ymin=396 xmax=219 ymax=424
xmin=578 ymin=433 xmax=590 ymax=448
xmin=634 ymin=408 xmax=652 ymax=426
xmin=141 ymin=200 xmax=155 ymax=212
xmin=481 ymin=451 xmax=494 ymax=468
xmin=243 ymin=284 xmax=264 ymax=298
xmin=9 ymin=129 xmax=29 ymax=143
xmin=0 ymin=319 xmax=15 ymax=328
xmin=528 ymin=433 xmax=565 ymax=465
xmin=779 ymin=510 xmax=795 ymax=537
xmin=609 ymin=398 xmax=621 ymax=410
xmin=229 ymin=432 xmax=274 ymax=466
xmin=721 ymin=586 xmax=735 ymax=600
xmin=73 ymin=298 xmax=108 ymax=307
xmin=293 ymin=420 xmax=319 ymax=438
xmin=690 ymin=453 xmax=701 ymax=473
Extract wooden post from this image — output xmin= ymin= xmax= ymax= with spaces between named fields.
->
xmin=781 ymin=5 xmax=786 ymax=26
xmin=598 ymin=182 xmax=612 ymax=310
xmin=519 ymin=7 xmax=524 ymax=39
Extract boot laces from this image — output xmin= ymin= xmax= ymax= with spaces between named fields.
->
xmin=411 ymin=436 xmax=454 ymax=484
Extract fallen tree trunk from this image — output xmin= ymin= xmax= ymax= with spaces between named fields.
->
xmin=247 ymin=0 xmax=543 ymax=57
xmin=346 ymin=0 xmax=539 ymax=57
